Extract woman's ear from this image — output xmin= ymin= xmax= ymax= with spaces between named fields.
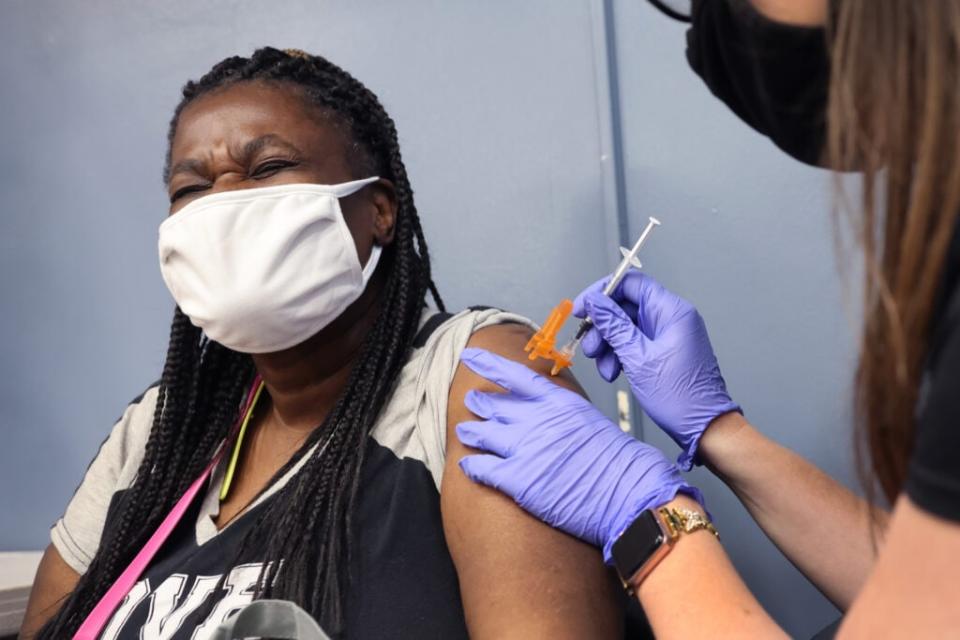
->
xmin=370 ymin=179 xmax=398 ymax=246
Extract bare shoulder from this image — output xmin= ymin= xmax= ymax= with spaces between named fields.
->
xmin=440 ymin=320 xmax=621 ymax=639
xmin=452 ymin=321 xmax=586 ymax=395
xmin=20 ymin=544 xmax=79 ymax=639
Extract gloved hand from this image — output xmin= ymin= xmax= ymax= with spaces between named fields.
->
xmin=572 ymin=271 xmax=740 ymax=470
xmin=456 ymin=347 xmax=704 ymax=564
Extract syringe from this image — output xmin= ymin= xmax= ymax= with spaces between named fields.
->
xmin=559 ymin=216 xmax=661 ymax=360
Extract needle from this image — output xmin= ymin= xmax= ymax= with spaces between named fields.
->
xmin=560 ymin=216 xmax=661 ymax=359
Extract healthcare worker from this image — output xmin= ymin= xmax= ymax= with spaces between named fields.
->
xmin=455 ymin=1 xmax=960 ymax=638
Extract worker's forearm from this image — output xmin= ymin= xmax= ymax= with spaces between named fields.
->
xmin=698 ymin=413 xmax=885 ymax=610
xmin=637 ymin=495 xmax=786 ymax=639
xmin=746 ymin=0 xmax=827 ymax=27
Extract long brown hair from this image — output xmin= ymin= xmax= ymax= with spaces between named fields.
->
xmin=828 ymin=1 xmax=960 ymax=503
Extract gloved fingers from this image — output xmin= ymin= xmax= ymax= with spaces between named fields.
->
xmin=581 ymin=302 xmax=637 ymax=382
xmin=595 ymin=349 xmax=622 ymax=382
xmin=571 ymin=276 xmax=613 ymax=319
xmin=456 ymin=419 xmax=516 ymax=458
xmin=581 ymin=324 xmax=623 ymax=381
xmin=458 ymin=453 xmax=508 ymax=490
xmin=575 ymin=270 xmax=654 ymax=317
xmin=583 ymin=291 xmax=651 ymax=358
xmin=580 ymin=325 xmax=605 ymax=357
xmin=611 ymin=269 xmax=657 ymax=303
xmin=616 ymin=270 xmax=695 ymax=339
xmin=460 ymin=347 xmax=557 ymax=398
xmin=463 ymin=389 xmax=493 ymax=419
xmin=574 ymin=278 xmax=641 ymax=331
xmin=466 ymin=388 xmax=562 ymax=425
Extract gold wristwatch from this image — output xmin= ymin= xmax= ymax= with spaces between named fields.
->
xmin=611 ymin=505 xmax=719 ymax=595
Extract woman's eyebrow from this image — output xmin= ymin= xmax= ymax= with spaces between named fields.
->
xmin=168 ymin=135 xmax=303 ymax=184
xmin=240 ymin=134 xmax=303 ymax=161
xmin=168 ymin=158 xmax=207 ymax=180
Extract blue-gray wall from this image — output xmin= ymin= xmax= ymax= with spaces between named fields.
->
xmin=1 ymin=1 xmax=857 ymax=636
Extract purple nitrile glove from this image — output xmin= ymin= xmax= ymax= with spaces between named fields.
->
xmin=572 ymin=270 xmax=741 ymax=471
xmin=455 ymin=347 xmax=704 ymax=564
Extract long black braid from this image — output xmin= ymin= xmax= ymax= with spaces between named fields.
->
xmin=39 ymin=46 xmax=443 ymax=638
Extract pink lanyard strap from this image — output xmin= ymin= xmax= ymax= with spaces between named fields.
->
xmin=73 ymin=376 xmax=263 ymax=640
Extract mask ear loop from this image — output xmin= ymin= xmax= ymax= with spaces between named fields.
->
xmin=337 ymin=176 xmax=384 ymax=288
xmin=360 ymin=245 xmax=383 ymax=288
xmin=329 ymin=176 xmax=383 ymax=289
xmin=331 ymin=176 xmax=380 ymax=198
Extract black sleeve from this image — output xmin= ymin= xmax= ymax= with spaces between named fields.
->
xmin=685 ymin=0 xmax=830 ymax=166
xmin=906 ymin=305 xmax=960 ymax=522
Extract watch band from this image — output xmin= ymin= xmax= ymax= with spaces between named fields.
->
xmin=613 ymin=505 xmax=719 ymax=595
xmin=658 ymin=506 xmax=720 ymax=541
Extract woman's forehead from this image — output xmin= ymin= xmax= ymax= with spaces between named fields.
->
xmin=171 ymin=81 xmax=345 ymax=160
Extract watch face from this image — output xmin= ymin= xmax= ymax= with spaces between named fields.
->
xmin=612 ymin=510 xmax=666 ymax=578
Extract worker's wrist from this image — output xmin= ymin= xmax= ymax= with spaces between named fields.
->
xmin=623 ymin=494 xmax=719 ymax=594
xmin=698 ymin=411 xmax=755 ymax=478
xmin=603 ymin=481 xmax=707 ymax=565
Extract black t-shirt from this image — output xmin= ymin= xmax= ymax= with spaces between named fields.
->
xmin=686 ymin=0 xmax=960 ymax=522
xmin=97 ymin=438 xmax=469 ymax=640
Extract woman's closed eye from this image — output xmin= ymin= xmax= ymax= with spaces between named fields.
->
xmin=170 ymin=183 xmax=210 ymax=204
xmin=251 ymin=158 xmax=299 ymax=179
xmin=168 ymin=159 xmax=300 ymax=204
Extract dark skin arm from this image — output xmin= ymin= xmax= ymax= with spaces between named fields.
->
xmin=19 ymin=545 xmax=79 ymax=639
xmin=442 ymin=323 xmax=622 ymax=639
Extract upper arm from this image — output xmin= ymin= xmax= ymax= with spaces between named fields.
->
xmin=19 ymin=544 xmax=80 ymax=639
xmin=22 ymin=386 xmax=157 ymax=637
xmin=441 ymin=323 xmax=622 ymax=639
xmin=52 ymin=385 xmax=156 ymax=574
xmin=839 ymin=496 xmax=960 ymax=637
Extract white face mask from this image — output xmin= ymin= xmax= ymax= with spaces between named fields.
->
xmin=158 ymin=177 xmax=382 ymax=354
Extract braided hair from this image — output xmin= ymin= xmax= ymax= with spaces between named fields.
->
xmin=39 ymin=46 xmax=444 ymax=638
